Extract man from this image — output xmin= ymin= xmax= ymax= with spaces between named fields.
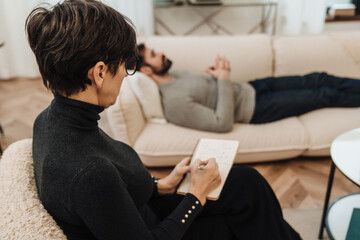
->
xmin=138 ymin=43 xmax=360 ymax=132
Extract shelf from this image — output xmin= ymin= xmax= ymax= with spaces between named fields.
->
xmin=325 ymin=15 xmax=360 ymax=22
xmin=154 ymin=0 xmax=277 ymax=8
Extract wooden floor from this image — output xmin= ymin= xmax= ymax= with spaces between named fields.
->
xmin=0 ymin=77 xmax=358 ymax=211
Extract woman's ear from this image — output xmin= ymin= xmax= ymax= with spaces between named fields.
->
xmin=88 ymin=61 xmax=106 ymax=89
xmin=139 ymin=65 xmax=153 ymax=77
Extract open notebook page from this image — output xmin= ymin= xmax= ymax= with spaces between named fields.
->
xmin=177 ymin=138 xmax=239 ymax=200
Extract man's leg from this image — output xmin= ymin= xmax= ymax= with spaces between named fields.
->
xmin=250 ymin=87 xmax=360 ymax=124
xmin=250 ymin=72 xmax=360 ymax=95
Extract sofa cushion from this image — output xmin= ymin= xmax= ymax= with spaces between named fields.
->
xmin=106 ymin=79 xmax=146 ymax=145
xmin=273 ymin=33 xmax=360 ymax=78
xmin=126 ymin=72 xmax=167 ymax=124
xmin=326 ymin=31 xmax=360 ymax=69
xmin=140 ymin=34 xmax=273 ymax=82
xmin=133 ymin=117 xmax=308 ymax=167
xmin=300 ymin=108 xmax=360 ymax=156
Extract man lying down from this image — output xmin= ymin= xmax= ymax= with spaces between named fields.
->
xmin=137 ymin=43 xmax=360 ymax=133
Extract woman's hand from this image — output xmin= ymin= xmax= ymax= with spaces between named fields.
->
xmin=205 ymin=55 xmax=231 ymax=80
xmin=157 ymin=157 xmax=192 ymax=195
xmin=188 ymin=158 xmax=221 ymax=206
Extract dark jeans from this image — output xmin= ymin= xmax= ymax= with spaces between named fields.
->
xmin=249 ymin=72 xmax=360 ymax=123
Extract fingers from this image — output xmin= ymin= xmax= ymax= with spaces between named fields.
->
xmin=206 ymin=158 xmax=221 ymax=184
xmin=179 ymin=157 xmax=191 ymax=166
xmin=206 ymin=158 xmax=217 ymax=168
xmin=223 ymin=58 xmax=230 ymax=71
xmin=204 ymin=66 xmax=215 ymax=75
xmin=214 ymin=56 xmax=231 ymax=70
xmin=214 ymin=55 xmax=220 ymax=69
xmin=175 ymin=157 xmax=191 ymax=174
xmin=191 ymin=159 xmax=206 ymax=172
xmin=219 ymin=58 xmax=225 ymax=69
xmin=188 ymin=158 xmax=221 ymax=202
xmin=220 ymin=57 xmax=230 ymax=70
xmin=193 ymin=158 xmax=204 ymax=168
xmin=208 ymin=56 xmax=230 ymax=72
xmin=192 ymin=158 xmax=218 ymax=171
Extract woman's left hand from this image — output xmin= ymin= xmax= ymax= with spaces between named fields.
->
xmin=157 ymin=157 xmax=192 ymax=195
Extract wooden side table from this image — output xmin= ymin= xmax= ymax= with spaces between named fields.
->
xmin=318 ymin=128 xmax=360 ymax=239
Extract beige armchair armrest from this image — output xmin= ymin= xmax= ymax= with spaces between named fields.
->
xmin=106 ymin=79 xmax=146 ymax=146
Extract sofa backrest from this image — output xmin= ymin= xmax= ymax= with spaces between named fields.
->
xmin=274 ymin=31 xmax=360 ymax=78
xmin=139 ymin=34 xmax=273 ymax=83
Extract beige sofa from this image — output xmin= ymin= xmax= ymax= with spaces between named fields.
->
xmin=104 ymin=31 xmax=360 ymax=167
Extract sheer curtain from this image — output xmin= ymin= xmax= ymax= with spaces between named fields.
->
xmin=0 ymin=0 xmax=154 ymax=80
xmin=103 ymin=0 xmax=154 ymax=36
xmin=276 ymin=0 xmax=327 ymax=35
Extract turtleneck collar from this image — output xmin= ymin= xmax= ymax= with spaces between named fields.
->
xmin=51 ymin=95 xmax=105 ymax=130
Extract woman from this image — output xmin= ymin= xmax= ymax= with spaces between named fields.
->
xmin=27 ymin=1 xmax=301 ymax=239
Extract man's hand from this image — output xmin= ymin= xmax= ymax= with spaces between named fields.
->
xmin=157 ymin=157 xmax=191 ymax=195
xmin=205 ymin=55 xmax=231 ymax=80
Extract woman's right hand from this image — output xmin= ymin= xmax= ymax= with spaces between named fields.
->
xmin=188 ymin=158 xmax=221 ymax=206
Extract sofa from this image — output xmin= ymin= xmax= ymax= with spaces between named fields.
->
xmin=103 ymin=31 xmax=360 ymax=167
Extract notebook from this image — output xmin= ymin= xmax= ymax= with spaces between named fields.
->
xmin=177 ymin=138 xmax=239 ymax=200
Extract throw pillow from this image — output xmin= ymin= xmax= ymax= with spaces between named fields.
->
xmin=126 ymin=72 xmax=167 ymax=124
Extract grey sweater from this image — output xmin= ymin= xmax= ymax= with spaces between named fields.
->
xmin=158 ymin=70 xmax=255 ymax=132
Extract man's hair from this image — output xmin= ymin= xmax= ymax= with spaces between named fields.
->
xmin=26 ymin=0 xmax=137 ymax=96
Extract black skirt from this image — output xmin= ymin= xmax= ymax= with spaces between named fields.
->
xmin=146 ymin=166 xmax=302 ymax=240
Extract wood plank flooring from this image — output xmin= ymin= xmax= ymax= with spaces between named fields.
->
xmin=0 ymin=77 xmax=359 ymax=211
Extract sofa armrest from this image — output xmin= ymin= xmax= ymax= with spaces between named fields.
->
xmin=106 ymin=79 xmax=146 ymax=146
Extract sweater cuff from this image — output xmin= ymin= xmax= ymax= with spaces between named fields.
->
xmin=167 ymin=193 xmax=203 ymax=232
xmin=152 ymin=193 xmax=203 ymax=238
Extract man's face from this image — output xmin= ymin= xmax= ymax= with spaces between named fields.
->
xmin=143 ymin=48 xmax=172 ymax=75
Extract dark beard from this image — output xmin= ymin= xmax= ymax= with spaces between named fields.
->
xmin=152 ymin=57 xmax=172 ymax=76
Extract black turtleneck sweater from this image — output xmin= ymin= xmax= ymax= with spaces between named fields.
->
xmin=32 ymin=96 xmax=202 ymax=240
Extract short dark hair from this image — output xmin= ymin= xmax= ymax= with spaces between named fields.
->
xmin=26 ymin=0 xmax=137 ymax=96
xmin=137 ymin=43 xmax=147 ymax=67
